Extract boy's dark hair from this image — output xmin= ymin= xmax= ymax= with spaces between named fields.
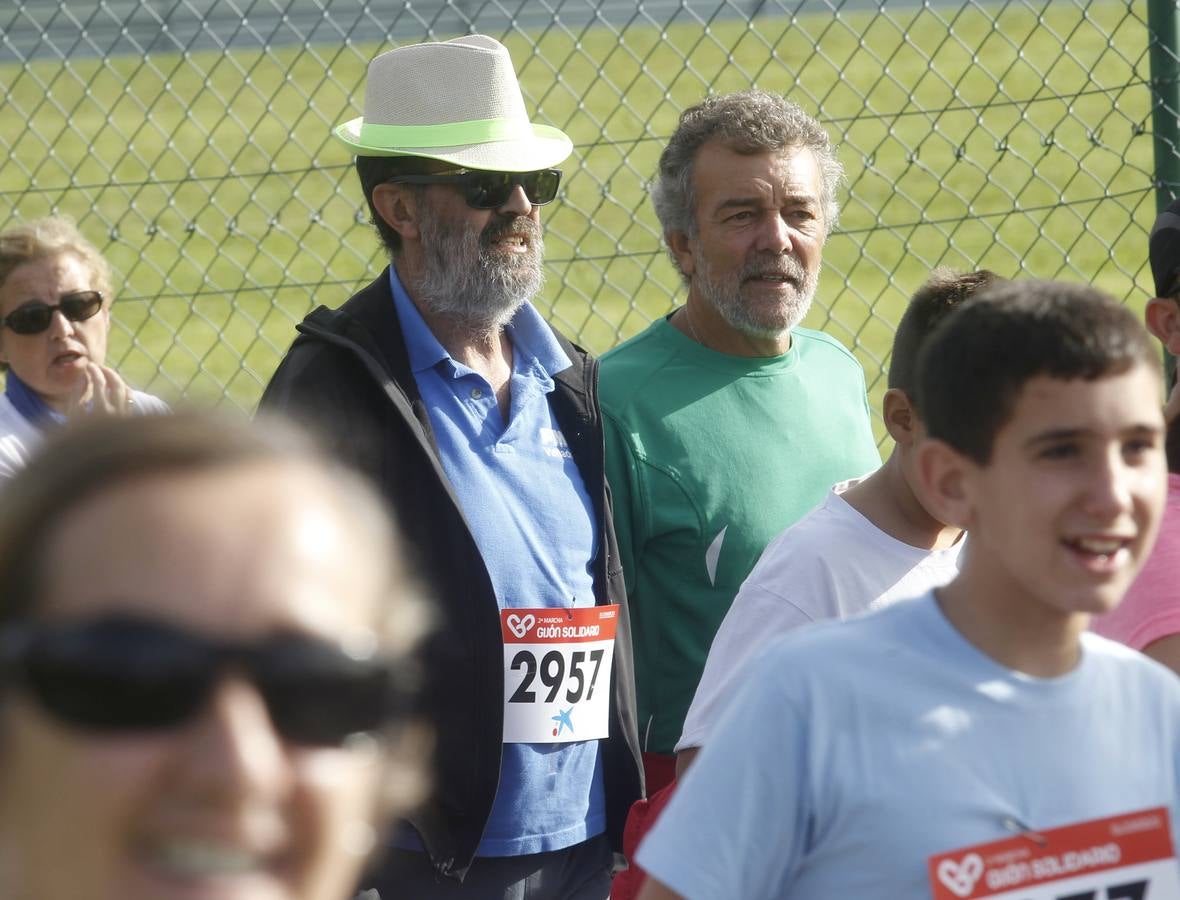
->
xmin=916 ymin=279 xmax=1159 ymax=464
xmin=888 ymin=268 xmax=1000 ymax=401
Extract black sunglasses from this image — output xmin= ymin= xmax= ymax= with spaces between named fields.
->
xmin=0 ymin=290 xmax=104 ymax=336
xmin=387 ymin=168 xmax=562 ymax=209
xmin=0 ymin=615 xmax=414 ymax=747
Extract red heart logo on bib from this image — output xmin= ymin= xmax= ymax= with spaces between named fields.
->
xmin=506 ymin=613 xmax=536 ymax=639
xmin=937 ymin=852 xmax=984 ymax=898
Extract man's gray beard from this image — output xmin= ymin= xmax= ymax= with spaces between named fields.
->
xmin=695 ymin=249 xmax=817 ymax=340
xmin=414 ymin=206 xmax=545 ymax=338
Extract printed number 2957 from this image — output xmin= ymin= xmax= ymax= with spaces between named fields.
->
xmin=508 ymin=649 xmax=604 ymax=704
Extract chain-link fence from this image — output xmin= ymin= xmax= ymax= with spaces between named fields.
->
xmin=0 ymin=0 xmax=1170 ymax=430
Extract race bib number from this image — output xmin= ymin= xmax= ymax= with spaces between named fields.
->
xmin=500 ymin=605 xmax=618 ymax=744
xmin=929 ymin=807 xmax=1180 ymax=900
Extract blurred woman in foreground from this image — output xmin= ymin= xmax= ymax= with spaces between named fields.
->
xmin=0 ymin=216 xmax=168 ymax=476
xmin=0 ymin=411 xmax=430 ymax=900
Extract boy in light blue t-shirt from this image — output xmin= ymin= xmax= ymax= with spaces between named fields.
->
xmin=637 ymin=280 xmax=1180 ymax=900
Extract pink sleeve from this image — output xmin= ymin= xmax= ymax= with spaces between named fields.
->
xmin=1092 ymin=477 xmax=1180 ymax=651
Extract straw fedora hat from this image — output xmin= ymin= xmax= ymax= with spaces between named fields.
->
xmin=334 ymin=35 xmax=573 ymax=172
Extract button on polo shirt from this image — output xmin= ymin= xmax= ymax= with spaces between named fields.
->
xmin=389 ymin=266 xmax=605 ymax=856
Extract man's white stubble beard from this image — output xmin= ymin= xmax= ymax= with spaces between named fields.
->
xmin=414 ymin=205 xmax=545 ymax=339
xmin=694 ymin=246 xmax=818 ymax=341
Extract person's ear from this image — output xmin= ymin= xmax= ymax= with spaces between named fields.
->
xmin=666 ymin=230 xmax=696 ymax=280
xmin=371 ymin=183 xmax=422 ymax=244
xmin=914 ymin=437 xmax=975 ymax=531
xmin=1146 ymin=297 xmax=1180 ymax=356
xmin=882 ymin=388 xmax=918 ymax=447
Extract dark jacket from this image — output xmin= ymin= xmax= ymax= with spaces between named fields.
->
xmin=258 ymin=269 xmax=643 ymax=881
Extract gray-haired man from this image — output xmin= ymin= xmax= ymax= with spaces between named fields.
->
xmin=600 ymin=90 xmax=880 ymax=800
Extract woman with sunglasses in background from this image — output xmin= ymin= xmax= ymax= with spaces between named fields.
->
xmin=0 ymin=216 xmax=169 ymax=476
xmin=0 ymin=411 xmax=430 ymax=900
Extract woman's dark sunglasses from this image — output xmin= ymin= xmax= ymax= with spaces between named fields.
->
xmin=0 ymin=290 xmax=104 ymax=336
xmin=0 ymin=615 xmax=414 ymax=747
xmin=387 ymin=168 xmax=562 ymax=209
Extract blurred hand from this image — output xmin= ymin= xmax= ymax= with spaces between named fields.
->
xmin=64 ymin=362 xmax=134 ymax=418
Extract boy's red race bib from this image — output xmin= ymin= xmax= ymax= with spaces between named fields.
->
xmin=929 ymin=807 xmax=1180 ymax=900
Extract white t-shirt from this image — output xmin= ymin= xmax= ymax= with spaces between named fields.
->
xmin=676 ymin=478 xmax=962 ymax=751
xmin=0 ymin=390 xmax=171 ymax=478
xmin=640 ymin=593 xmax=1180 ymax=899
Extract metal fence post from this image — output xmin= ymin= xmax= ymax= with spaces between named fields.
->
xmin=1150 ymin=0 xmax=1180 ymax=208
xmin=1149 ymin=0 xmax=1180 ymax=386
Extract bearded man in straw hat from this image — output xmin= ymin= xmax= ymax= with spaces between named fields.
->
xmin=259 ymin=35 xmax=642 ymax=899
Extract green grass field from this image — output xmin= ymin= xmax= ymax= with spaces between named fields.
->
xmin=0 ymin=0 xmax=1161 ymax=436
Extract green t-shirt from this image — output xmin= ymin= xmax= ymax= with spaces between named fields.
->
xmin=600 ymin=317 xmax=881 ymax=754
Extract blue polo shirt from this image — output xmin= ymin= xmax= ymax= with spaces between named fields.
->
xmin=389 ymin=266 xmax=606 ymax=856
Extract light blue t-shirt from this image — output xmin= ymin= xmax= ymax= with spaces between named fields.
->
xmin=638 ymin=592 xmax=1180 ymax=899
xmin=389 ymin=267 xmax=605 ymax=857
